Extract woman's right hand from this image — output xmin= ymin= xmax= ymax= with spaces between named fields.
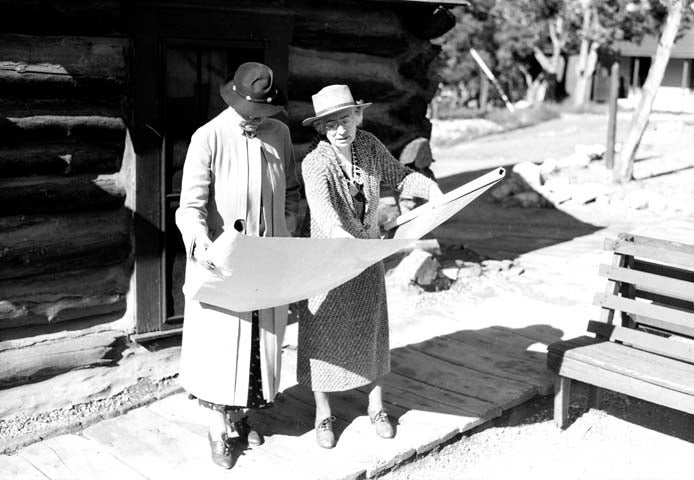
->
xmin=193 ymin=236 xmax=215 ymax=270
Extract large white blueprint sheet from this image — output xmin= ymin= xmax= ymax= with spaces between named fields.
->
xmin=184 ymin=168 xmax=505 ymax=311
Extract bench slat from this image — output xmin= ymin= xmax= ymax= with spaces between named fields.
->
xmin=617 ymin=233 xmax=694 ymax=256
xmin=548 ymin=340 xmax=694 ymax=395
xmin=604 ymin=238 xmax=694 ymax=269
xmin=587 ymin=321 xmax=694 ymax=364
xmin=598 ymin=264 xmax=694 ymax=302
xmin=594 ymin=292 xmax=694 ymax=337
xmin=548 ymin=350 xmax=694 ymax=415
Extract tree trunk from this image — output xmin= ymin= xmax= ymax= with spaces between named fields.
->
xmin=614 ymin=0 xmax=684 ymax=183
xmin=479 ymin=74 xmax=490 ymax=112
xmin=573 ymin=3 xmax=599 ymax=107
xmin=573 ymin=41 xmax=599 ymax=106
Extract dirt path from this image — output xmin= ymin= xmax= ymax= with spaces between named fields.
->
xmin=380 ymin=385 xmax=694 ymax=480
xmin=380 ymin=111 xmax=694 ymax=480
xmin=432 ymin=112 xmax=631 ymax=175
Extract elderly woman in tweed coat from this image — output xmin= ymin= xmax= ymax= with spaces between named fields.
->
xmin=299 ymin=85 xmax=443 ymax=449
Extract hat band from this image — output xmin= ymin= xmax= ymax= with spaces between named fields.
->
xmin=315 ymin=101 xmax=358 ymax=117
xmin=232 ymin=84 xmax=277 ymax=104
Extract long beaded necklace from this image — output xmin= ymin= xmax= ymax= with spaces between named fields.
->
xmin=333 ymin=145 xmax=363 ymax=196
xmin=350 ymin=147 xmax=365 ymax=196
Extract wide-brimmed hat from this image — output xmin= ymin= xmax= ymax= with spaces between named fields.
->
xmin=220 ymin=62 xmax=286 ymax=118
xmin=301 ymin=84 xmax=372 ymax=126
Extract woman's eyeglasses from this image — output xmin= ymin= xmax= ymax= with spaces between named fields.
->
xmin=325 ymin=115 xmax=355 ymax=132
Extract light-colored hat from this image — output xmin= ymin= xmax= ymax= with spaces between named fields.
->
xmin=301 ymin=84 xmax=372 ymax=126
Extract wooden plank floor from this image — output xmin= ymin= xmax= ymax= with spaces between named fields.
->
xmin=0 ymin=324 xmax=551 ymax=480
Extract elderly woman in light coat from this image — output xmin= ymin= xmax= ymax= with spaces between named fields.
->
xmin=299 ymin=84 xmax=443 ymax=449
xmin=176 ymin=62 xmax=300 ymax=469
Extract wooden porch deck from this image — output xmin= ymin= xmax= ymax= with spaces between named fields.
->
xmin=0 ymin=323 xmax=557 ymax=480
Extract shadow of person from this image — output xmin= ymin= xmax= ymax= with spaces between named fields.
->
xmin=251 ymin=323 xmax=566 ymax=445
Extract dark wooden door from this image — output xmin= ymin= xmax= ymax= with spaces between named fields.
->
xmin=162 ymin=44 xmax=264 ymax=327
xmin=132 ymin=7 xmax=292 ymax=336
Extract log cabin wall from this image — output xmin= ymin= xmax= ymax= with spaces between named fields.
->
xmin=288 ymin=1 xmax=448 ymax=160
xmin=0 ymin=2 xmax=133 ymax=387
xmin=0 ymin=0 xmax=456 ymax=388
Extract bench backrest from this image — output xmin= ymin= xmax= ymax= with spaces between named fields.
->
xmin=588 ymin=233 xmax=694 ymax=364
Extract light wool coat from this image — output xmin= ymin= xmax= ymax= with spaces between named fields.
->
xmin=176 ymin=107 xmax=300 ymax=406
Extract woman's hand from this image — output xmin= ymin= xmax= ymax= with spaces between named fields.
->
xmin=193 ymin=236 xmax=216 ymax=270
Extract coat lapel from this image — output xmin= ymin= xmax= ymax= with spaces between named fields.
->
xmin=321 ymin=142 xmax=356 ymax=215
xmin=246 ymin=136 xmax=262 ymax=236
xmin=352 ymin=132 xmax=372 ymax=217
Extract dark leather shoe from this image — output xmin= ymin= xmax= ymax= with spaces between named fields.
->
xmin=207 ymin=432 xmax=233 ymax=469
xmin=369 ymin=409 xmax=394 ymax=439
xmin=234 ymin=416 xmax=264 ymax=446
xmin=315 ymin=416 xmax=336 ymax=449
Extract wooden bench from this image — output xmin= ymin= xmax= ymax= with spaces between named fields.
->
xmin=547 ymin=233 xmax=694 ymax=428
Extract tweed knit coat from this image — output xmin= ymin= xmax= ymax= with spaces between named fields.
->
xmin=298 ymin=129 xmax=435 ymax=392
xmin=176 ymin=107 xmax=300 ymax=406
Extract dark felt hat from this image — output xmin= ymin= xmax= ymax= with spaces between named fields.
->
xmin=219 ymin=62 xmax=286 ymax=118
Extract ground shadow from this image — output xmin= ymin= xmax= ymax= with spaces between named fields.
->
xmin=433 ymin=166 xmax=602 ymax=259
xmin=251 ymin=324 xmax=565 ymax=445
xmin=501 ymin=380 xmax=694 ymax=444
xmin=548 ymin=340 xmax=694 ymax=443
xmin=255 ymin=321 xmax=694 ymax=447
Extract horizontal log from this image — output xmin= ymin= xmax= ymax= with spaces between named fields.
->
xmin=0 ymin=98 xmax=124 ymax=118
xmin=0 ymin=263 xmax=130 ymax=329
xmin=288 ymin=46 xmax=428 ymax=101
xmin=291 ymin=6 xmax=410 ymax=57
xmin=0 ymin=65 xmax=126 ymax=99
xmin=0 ymin=142 xmax=122 ymax=177
xmin=0 ymin=1 xmax=127 ymax=35
xmin=0 ymin=209 xmax=131 ymax=280
xmin=0 ymin=174 xmax=126 ymax=215
xmin=0 ymin=330 xmax=125 ymax=388
xmin=0 ymin=298 xmax=126 ymax=332
xmin=0 ymin=115 xmax=126 ymax=145
xmin=0 ymin=34 xmax=128 ymax=79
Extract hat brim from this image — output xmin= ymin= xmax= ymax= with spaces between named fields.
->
xmin=301 ymin=102 xmax=372 ymax=127
xmin=220 ymin=82 xmax=287 ymax=118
